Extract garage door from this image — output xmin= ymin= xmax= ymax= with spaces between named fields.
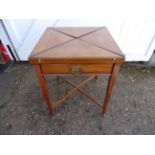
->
xmin=2 ymin=19 xmax=155 ymax=61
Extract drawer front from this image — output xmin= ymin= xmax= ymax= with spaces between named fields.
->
xmin=41 ymin=64 xmax=113 ymax=74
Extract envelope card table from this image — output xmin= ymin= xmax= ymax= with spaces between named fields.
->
xmin=29 ymin=27 xmax=125 ymax=115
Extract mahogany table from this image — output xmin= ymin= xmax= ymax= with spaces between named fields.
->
xmin=29 ymin=27 xmax=125 ymax=115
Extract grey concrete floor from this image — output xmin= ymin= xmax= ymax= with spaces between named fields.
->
xmin=0 ymin=62 xmax=155 ymax=135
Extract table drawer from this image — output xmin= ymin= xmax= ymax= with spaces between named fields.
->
xmin=41 ymin=64 xmax=113 ymax=74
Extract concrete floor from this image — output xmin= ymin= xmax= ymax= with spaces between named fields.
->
xmin=0 ymin=62 xmax=155 ymax=135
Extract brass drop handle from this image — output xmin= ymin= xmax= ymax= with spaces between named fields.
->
xmin=70 ymin=66 xmax=84 ymax=75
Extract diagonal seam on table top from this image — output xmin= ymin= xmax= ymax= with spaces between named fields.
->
xmin=30 ymin=38 xmax=75 ymax=57
xmin=31 ymin=27 xmax=124 ymax=59
xmin=57 ymin=26 xmax=124 ymax=57
xmin=33 ymin=38 xmax=122 ymax=59
xmin=31 ymin=39 xmax=123 ymax=59
xmin=50 ymin=27 xmax=104 ymax=39
xmin=79 ymin=38 xmax=124 ymax=57
xmin=30 ymin=27 xmax=104 ymax=58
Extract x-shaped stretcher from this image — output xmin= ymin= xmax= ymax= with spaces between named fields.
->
xmin=52 ymin=75 xmax=102 ymax=109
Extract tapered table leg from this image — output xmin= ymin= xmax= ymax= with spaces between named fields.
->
xmin=34 ymin=65 xmax=52 ymax=114
xmin=94 ymin=75 xmax=98 ymax=80
xmin=56 ymin=76 xmax=60 ymax=83
xmin=102 ymin=64 xmax=120 ymax=114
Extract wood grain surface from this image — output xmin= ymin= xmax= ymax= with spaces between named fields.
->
xmin=29 ymin=27 xmax=125 ymax=64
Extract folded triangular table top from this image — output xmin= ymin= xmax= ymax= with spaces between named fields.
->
xmin=29 ymin=27 xmax=125 ymax=64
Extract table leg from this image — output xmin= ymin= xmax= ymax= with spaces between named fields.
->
xmin=34 ymin=65 xmax=52 ymax=114
xmin=56 ymin=76 xmax=60 ymax=82
xmin=102 ymin=64 xmax=120 ymax=114
xmin=94 ymin=75 xmax=98 ymax=80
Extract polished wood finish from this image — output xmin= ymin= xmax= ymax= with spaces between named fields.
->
xmin=80 ymin=28 xmax=123 ymax=56
xmin=30 ymin=28 xmax=73 ymax=56
xmin=29 ymin=27 xmax=124 ymax=64
xmin=29 ymin=27 xmax=125 ymax=115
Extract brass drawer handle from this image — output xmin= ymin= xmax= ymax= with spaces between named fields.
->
xmin=70 ymin=66 xmax=84 ymax=75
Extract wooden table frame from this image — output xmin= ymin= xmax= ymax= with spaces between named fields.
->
xmin=34 ymin=63 xmax=120 ymax=115
xmin=29 ymin=27 xmax=124 ymax=115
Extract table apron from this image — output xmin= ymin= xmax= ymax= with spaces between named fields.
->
xmin=40 ymin=63 xmax=113 ymax=75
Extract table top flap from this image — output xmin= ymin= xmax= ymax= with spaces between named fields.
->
xmin=29 ymin=27 xmax=125 ymax=64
